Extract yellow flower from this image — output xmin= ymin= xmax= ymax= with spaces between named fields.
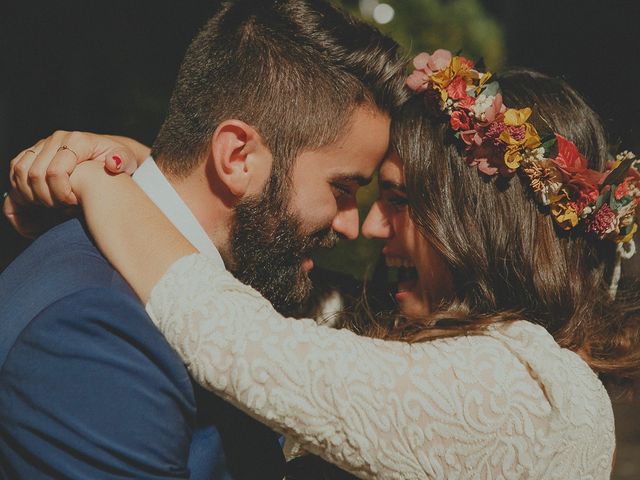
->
xmin=499 ymin=122 xmax=541 ymax=149
xmin=550 ymin=191 xmax=579 ymax=230
xmin=475 ymin=72 xmax=492 ymax=94
xmin=523 ymin=123 xmax=542 ymax=149
xmin=429 ymin=56 xmax=477 ymax=90
xmin=504 ymin=145 xmax=524 ymax=170
xmin=500 ymin=123 xmax=541 ymax=170
xmin=434 ymin=85 xmax=448 ymax=104
xmin=523 ymin=159 xmax=563 ymax=204
xmin=503 ymin=107 xmax=532 ymax=126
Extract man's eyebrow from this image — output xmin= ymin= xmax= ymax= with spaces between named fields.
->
xmin=380 ymin=179 xmax=406 ymax=192
xmin=331 ymin=173 xmax=373 ymax=186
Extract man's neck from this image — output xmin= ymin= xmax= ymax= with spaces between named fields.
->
xmin=161 ymin=165 xmax=233 ymax=262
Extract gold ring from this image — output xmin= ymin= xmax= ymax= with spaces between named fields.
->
xmin=24 ymin=149 xmax=36 ymax=155
xmin=57 ymin=145 xmax=79 ymax=161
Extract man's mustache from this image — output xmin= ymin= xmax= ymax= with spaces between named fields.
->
xmin=305 ymin=228 xmax=340 ymax=251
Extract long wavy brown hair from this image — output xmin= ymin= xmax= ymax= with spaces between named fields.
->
xmin=351 ymin=69 xmax=640 ymax=394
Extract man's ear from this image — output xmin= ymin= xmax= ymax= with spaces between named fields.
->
xmin=210 ymin=120 xmax=272 ymax=198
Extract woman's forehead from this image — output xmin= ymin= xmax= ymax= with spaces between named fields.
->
xmin=379 ymin=152 xmax=404 ymax=184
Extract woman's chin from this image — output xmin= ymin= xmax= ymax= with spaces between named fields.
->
xmin=395 ymin=282 xmax=429 ymax=317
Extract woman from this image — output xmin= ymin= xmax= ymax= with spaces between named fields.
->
xmin=8 ymin=56 xmax=640 ymax=478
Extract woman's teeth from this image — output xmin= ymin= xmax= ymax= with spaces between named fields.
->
xmin=385 ymin=256 xmax=414 ymax=268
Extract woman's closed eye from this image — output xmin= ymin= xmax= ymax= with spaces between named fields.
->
xmin=384 ymin=194 xmax=408 ymax=209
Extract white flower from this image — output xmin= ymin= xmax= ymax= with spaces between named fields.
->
xmin=471 ymin=93 xmax=495 ymax=120
xmin=523 ymin=146 xmax=546 ymax=163
xmin=615 ymin=150 xmax=636 ymax=162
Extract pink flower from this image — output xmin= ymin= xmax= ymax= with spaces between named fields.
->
xmin=460 ymin=129 xmax=482 ymax=146
xmin=586 ymin=204 xmax=617 ymax=237
xmin=407 ymin=70 xmax=429 ymax=92
xmin=473 ymin=157 xmax=499 ymax=176
xmin=468 ymin=142 xmax=502 ymax=175
xmin=485 ymin=120 xmax=507 ymax=145
xmin=413 ymin=49 xmax=452 ymax=75
xmin=450 ymin=110 xmax=471 ymax=131
xmin=483 ymin=93 xmax=505 ymax=123
xmin=446 ymin=76 xmax=468 ymax=100
xmin=406 ymin=70 xmax=430 ymax=92
xmin=507 ymin=125 xmax=525 ymax=141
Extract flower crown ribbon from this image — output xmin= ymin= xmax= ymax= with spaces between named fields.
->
xmin=406 ymin=49 xmax=640 ymax=255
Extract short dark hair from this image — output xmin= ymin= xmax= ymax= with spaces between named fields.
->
xmin=152 ymin=0 xmax=407 ymax=189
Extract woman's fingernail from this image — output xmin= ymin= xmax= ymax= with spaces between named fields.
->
xmin=112 ymin=155 xmax=122 ymax=170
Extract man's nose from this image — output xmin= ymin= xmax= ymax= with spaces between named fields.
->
xmin=362 ymin=201 xmax=391 ymax=239
xmin=331 ymin=205 xmax=359 ymax=241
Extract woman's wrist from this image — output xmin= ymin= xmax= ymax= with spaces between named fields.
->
xmin=69 ymin=161 xmax=124 ymax=204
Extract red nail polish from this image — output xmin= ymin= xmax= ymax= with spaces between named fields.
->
xmin=112 ymin=155 xmax=122 ymax=170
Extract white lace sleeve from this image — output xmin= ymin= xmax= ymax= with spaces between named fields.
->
xmin=146 ymin=254 xmax=614 ymax=479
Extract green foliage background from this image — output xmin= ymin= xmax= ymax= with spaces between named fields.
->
xmin=314 ymin=0 xmax=505 ymax=280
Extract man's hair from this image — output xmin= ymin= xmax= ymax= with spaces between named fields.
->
xmin=152 ymin=0 xmax=407 ymax=191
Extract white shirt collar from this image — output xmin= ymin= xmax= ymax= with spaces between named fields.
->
xmin=133 ymin=156 xmax=225 ymax=268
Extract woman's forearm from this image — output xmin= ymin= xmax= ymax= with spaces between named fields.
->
xmin=71 ymin=162 xmax=197 ymax=301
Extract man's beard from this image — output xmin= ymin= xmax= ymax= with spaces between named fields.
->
xmin=230 ymin=188 xmax=338 ymax=316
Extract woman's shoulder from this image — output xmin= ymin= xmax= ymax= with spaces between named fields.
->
xmin=405 ymin=319 xmax=615 ymax=477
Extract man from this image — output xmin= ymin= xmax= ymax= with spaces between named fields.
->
xmin=0 ymin=0 xmax=406 ymax=478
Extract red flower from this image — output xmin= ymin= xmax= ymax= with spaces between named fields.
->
xmin=446 ymin=76 xmax=468 ymax=100
xmin=572 ymin=185 xmax=599 ymax=213
xmin=450 ymin=110 xmax=471 ymax=131
xmin=585 ymin=204 xmax=616 ymax=237
xmin=614 ymin=177 xmax=631 ymax=200
xmin=460 ymin=57 xmax=475 ymax=69
xmin=457 ymin=95 xmax=476 ymax=110
xmin=553 ymin=134 xmax=588 ymax=174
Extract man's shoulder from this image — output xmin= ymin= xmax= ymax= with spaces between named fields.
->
xmin=0 ymin=220 xmax=186 ymax=372
xmin=1 ymin=218 xmax=122 ymax=297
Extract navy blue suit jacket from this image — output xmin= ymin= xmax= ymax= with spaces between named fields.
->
xmin=0 ymin=220 xmax=284 ymax=479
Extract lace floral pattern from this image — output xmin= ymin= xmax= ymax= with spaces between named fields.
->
xmin=146 ymin=254 xmax=615 ymax=479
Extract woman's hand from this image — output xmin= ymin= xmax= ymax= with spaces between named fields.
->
xmin=9 ymin=131 xmax=143 ymax=206
xmin=4 ymin=131 xmax=146 ymax=237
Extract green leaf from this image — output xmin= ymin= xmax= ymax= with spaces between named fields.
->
xmin=608 ymin=186 xmax=621 ymax=209
xmin=596 ymin=190 xmax=610 ymax=209
xmin=540 ymin=136 xmax=557 ymax=156
xmin=602 ymin=158 xmax=634 ymax=186
xmin=482 ymin=81 xmax=500 ymax=98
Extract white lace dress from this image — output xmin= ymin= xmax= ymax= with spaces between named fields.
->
xmin=145 ymin=254 xmax=615 ymax=479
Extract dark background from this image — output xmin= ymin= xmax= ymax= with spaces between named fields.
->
xmin=0 ymin=1 xmax=639 ymax=477
xmin=1 ymin=0 xmax=639 ymax=271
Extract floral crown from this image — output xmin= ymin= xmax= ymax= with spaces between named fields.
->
xmin=406 ymin=49 xmax=639 ymax=260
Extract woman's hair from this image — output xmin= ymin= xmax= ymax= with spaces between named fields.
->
xmin=360 ymin=69 xmax=640 ymax=393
